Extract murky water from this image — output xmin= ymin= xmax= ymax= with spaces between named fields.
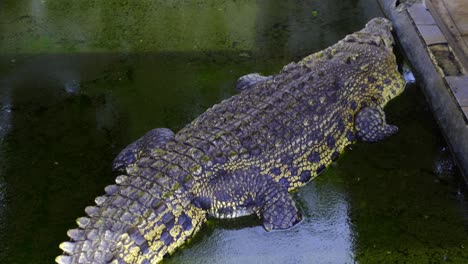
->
xmin=0 ymin=0 xmax=467 ymax=263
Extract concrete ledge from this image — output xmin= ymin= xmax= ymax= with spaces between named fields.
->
xmin=377 ymin=0 xmax=468 ymax=182
xmin=446 ymin=76 xmax=468 ymax=119
xmin=426 ymin=0 xmax=468 ymax=72
xmin=408 ymin=3 xmax=436 ymax=25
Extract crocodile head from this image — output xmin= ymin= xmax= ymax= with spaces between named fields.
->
xmin=343 ymin=17 xmax=406 ymax=107
xmin=297 ymin=17 xmax=405 ymax=108
xmin=367 ymin=17 xmax=406 ymax=107
xmin=340 ymin=17 xmax=395 ymax=51
xmin=363 ymin=17 xmax=395 ymax=49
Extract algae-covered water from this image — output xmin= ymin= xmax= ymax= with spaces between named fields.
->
xmin=0 ymin=0 xmax=467 ymax=263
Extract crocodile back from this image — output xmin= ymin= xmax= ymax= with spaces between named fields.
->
xmin=175 ymin=18 xmax=405 ymax=193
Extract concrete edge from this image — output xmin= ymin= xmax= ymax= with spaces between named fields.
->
xmin=377 ymin=0 xmax=468 ymax=183
xmin=424 ymin=0 xmax=468 ymax=73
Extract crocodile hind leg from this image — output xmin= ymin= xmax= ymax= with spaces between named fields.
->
xmin=193 ymin=170 xmax=302 ymax=231
xmin=236 ymin=73 xmax=271 ymax=91
xmin=355 ymin=106 xmax=398 ymax=142
xmin=259 ymin=183 xmax=302 ymax=231
xmin=112 ymin=128 xmax=174 ymax=173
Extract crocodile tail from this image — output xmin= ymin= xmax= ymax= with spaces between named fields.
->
xmin=56 ymin=171 xmax=206 ymax=264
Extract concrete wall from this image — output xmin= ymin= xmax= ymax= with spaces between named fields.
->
xmin=378 ymin=0 xmax=468 ymax=182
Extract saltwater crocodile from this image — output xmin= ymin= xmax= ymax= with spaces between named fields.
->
xmin=57 ymin=17 xmax=405 ymax=264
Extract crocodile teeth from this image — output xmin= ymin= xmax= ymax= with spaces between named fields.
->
xmin=67 ymin=228 xmax=85 ymax=241
xmin=85 ymin=206 xmax=99 ymax=217
xmin=105 ymin=184 xmax=119 ymax=195
xmin=59 ymin=242 xmax=75 ymax=254
xmin=76 ymin=217 xmax=90 ymax=228
xmin=55 ymin=255 xmax=71 ymax=264
xmin=95 ymin=195 xmax=107 ymax=206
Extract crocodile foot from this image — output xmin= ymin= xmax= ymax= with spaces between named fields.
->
xmin=259 ymin=184 xmax=302 ymax=231
xmin=355 ymin=106 xmax=398 ymax=142
xmin=236 ymin=73 xmax=272 ymax=91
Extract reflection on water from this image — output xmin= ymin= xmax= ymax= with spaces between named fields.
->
xmin=1 ymin=0 xmax=382 ymax=54
xmin=30 ymin=0 xmax=46 ymax=20
xmin=342 ymin=81 xmax=468 ymax=263
xmin=0 ymin=80 xmax=12 ymax=256
xmin=402 ymin=64 xmax=416 ymax=84
xmin=0 ymin=0 xmax=467 ymax=263
xmin=166 ymin=178 xmax=354 ymax=264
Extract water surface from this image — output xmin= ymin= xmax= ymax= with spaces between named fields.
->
xmin=0 ymin=0 xmax=467 ymax=263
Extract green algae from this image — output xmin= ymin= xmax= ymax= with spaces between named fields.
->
xmin=0 ymin=0 xmax=467 ymax=264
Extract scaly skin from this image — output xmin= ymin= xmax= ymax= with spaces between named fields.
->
xmin=57 ymin=17 xmax=405 ymax=264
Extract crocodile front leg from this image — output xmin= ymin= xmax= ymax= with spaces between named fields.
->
xmin=355 ymin=106 xmax=398 ymax=142
xmin=236 ymin=73 xmax=272 ymax=91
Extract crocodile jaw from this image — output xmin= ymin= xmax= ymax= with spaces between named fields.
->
xmin=365 ymin=17 xmax=395 ymax=49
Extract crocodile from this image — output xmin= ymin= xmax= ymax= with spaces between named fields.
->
xmin=56 ymin=17 xmax=405 ymax=264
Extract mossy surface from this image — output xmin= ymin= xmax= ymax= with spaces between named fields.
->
xmin=0 ymin=0 xmax=466 ymax=263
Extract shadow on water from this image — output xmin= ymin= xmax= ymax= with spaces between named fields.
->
xmin=0 ymin=0 xmax=467 ymax=264
xmin=342 ymin=80 xmax=468 ymax=262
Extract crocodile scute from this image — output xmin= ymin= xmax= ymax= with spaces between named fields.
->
xmin=57 ymin=17 xmax=405 ymax=264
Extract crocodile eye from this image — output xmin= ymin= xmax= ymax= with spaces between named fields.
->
xmin=345 ymin=56 xmax=352 ymax=65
